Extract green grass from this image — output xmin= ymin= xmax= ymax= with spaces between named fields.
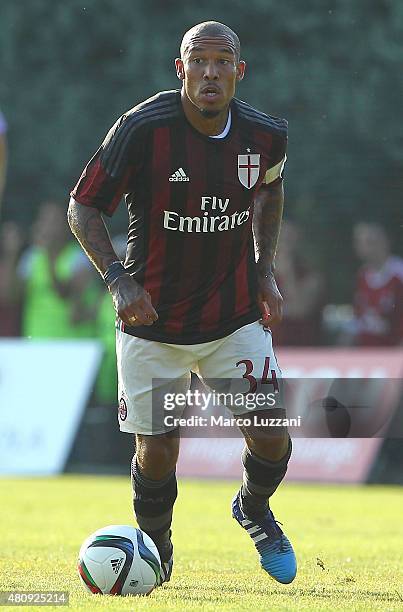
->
xmin=0 ymin=477 xmax=402 ymax=611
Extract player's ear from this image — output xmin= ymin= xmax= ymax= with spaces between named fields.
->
xmin=175 ymin=58 xmax=185 ymax=81
xmin=236 ymin=61 xmax=246 ymax=82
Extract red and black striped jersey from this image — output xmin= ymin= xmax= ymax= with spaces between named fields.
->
xmin=71 ymin=90 xmax=287 ymax=344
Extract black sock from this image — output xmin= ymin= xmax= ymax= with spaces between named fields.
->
xmin=241 ymin=437 xmax=292 ymax=517
xmin=131 ymin=457 xmax=177 ymax=561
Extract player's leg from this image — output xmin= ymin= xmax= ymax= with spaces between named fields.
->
xmin=238 ymin=411 xmax=291 ymax=517
xmin=232 ymin=413 xmax=296 ymax=583
xmin=197 ymin=321 xmax=296 ymax=583
xmin=131 ymin=430 xmax=179 ymax=583
xmin=116 ymin=330 xmax=193 ymax=584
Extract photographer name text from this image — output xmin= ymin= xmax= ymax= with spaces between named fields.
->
xmin=163 ymin=415 xmax=301 ymax=428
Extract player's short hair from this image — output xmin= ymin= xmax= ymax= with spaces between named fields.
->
xmin=180 ymin=21 xmax=241 ymax=62
xmin=354 ymin=221 xmax=387 ymax=236
xmin=353 ymin=221 xmax=390 ymax=244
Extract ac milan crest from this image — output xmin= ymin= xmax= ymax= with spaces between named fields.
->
xmin=118 ymin=397 xmax=127 ymax=421
xmin=238 ymin=154 xmax=260 ymax=189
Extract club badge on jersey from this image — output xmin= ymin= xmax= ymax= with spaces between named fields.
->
xmin=238 ymin=153 xmax=260 ymax=189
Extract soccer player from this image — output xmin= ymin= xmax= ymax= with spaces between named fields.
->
xmin=68 ymin=21 xmax=297 ymax=585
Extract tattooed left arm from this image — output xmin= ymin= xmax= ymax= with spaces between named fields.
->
xmin=252 ymin=181 xmax=284 ymax=326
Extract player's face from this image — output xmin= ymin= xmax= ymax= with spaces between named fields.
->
xmin=353 ymin=225 xmax=388 ymax=263
xmin=176 ymin=36 xmax=245 ymax=117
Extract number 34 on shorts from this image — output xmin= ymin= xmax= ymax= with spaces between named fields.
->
xmin=195 ymin=322 xmax=282 ymax=403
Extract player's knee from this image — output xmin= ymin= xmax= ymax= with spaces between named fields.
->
xmin=249 ymin=433 xmax=289 ymax=462
xmin=242 ymin=410 xmax=290 ymax=461
xmin=136 ymin=432 xmax=179 ymax=479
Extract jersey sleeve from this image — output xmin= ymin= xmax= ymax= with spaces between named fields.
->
xmin=262 ymin=122 xmax=288 ymax=186
xmin=70 ymin=114 xmax=140 ymax=216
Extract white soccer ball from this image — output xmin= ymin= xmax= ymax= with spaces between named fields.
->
xmin=78 ymin=525 xmax=161 ymax=596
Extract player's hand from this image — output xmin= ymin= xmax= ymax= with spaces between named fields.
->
xmin=256 ymin=269 xmax=283 ymax=327
xmin=109 ymin=274 xmax=158 ymax=327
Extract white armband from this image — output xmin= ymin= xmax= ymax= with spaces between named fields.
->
xmin=263 ymin=155 xmax=287 ymax=184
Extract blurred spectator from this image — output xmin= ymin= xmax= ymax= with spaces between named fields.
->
xmin=0 ymin=108 xmax=7 ymax=213
xmin=273 ymin=220 xmax=325 ymax=346
xmin=1 ymin=200 xmax=122 ymax=404
xmin=0 ymin=222 xmax=23 ymax=336
xmin=347 ymin=222 xmax=403 ymax=346
xmin=17 ymin=200 xmax=102 ymax=338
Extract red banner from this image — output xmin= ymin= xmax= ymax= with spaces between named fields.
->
xmin=177 ymin=349 xmax=403 ymax=483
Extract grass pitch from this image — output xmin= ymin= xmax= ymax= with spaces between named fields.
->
xmin=0 ymin=476 xmax=402 ymax=611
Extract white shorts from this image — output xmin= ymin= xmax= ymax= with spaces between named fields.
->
xmin=116 ymin=321 xmax=282 ymax=434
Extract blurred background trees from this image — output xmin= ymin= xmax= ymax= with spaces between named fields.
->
xmin=1 ymin=0 xmax=402 ymax=300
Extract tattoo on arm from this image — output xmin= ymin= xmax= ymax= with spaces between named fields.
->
xmin=67 ymin=200 xmax=118 ymax=275
xmin=252 ymin=182 xmax=284 ymax=272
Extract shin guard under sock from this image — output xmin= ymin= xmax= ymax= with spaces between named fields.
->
xmin=241 ymin=437 xmax=292 ymax=517
xmin=131 ymin=457 xmax=177 ymax=561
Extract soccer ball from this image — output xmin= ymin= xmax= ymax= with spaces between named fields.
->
xmin=77 ymin=525 xmax=161 ymax=596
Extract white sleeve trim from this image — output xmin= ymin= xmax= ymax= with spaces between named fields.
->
xmin=263 ymin=155 xmax=287 ymax=184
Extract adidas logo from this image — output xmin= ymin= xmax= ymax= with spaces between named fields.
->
xmin=110 ymin=557 xmax=124 ymax=574
xmin=169 ymin=167 xmax=189 ymax=182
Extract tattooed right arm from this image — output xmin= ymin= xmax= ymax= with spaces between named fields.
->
xmin=67 ymin=197 xmax=118 ymax=275
xmin=67 ymin=197 xmax=158 ymax=326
